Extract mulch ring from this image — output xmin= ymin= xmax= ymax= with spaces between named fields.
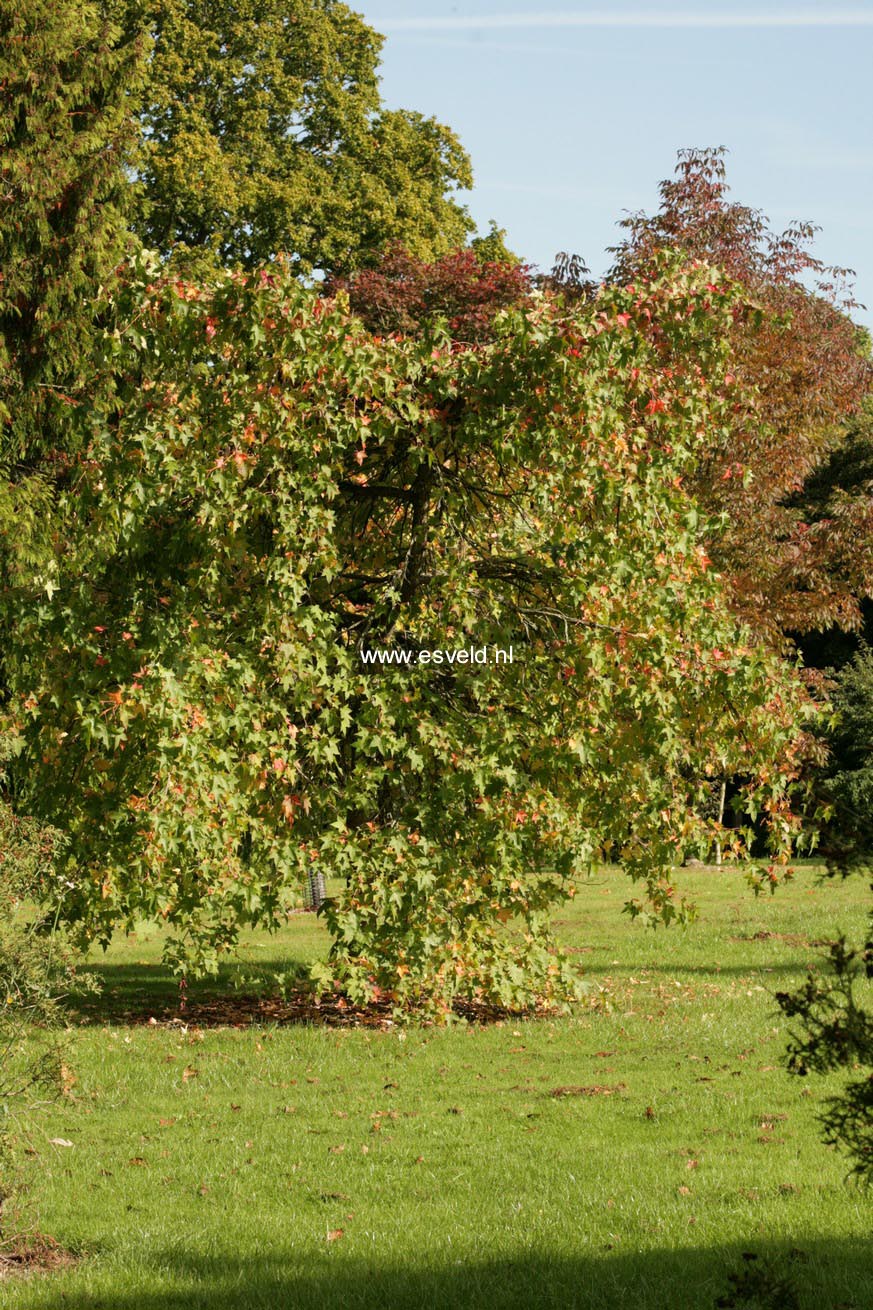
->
xmin=99 ymin=990 xmax=554 ymax=1031
xmin=0 ymin=1234 xmax=76 ymax=1280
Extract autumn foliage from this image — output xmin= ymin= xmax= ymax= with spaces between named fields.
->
xmin=325 ymin=244 xmax=531 ymax=343
xmin=608 ymin=148 xmax=872 ymax=643
xmin=5 ymin=254 xmax=816 ymax=1011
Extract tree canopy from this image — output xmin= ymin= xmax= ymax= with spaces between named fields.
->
xmin=0 ymin=0 xmax=144 ymax=467
xmin=104 ymin=0 xmax=473 ymax=274
xmin=607 ymin=148 xmax=872 ymax=645
xmin=7 ymin=255 xmax=815 ymax=1009
xmin=325 ymin=244 xmax=532 ymax=342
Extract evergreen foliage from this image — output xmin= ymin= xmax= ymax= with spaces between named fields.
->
xmin=0 ymin=0 xmax=144 ymax=466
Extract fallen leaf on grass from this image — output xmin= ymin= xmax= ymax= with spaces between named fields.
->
xmin=757 ymin=1115 xmax=788 ymax=1130
xmin=127 ymin=1157 xmax=147 ymax=1167
xmin=326 ymin=1229 xmax=344 ymax=1242
xmin=49 ymin=1138 xmax=74 ymax=1148
xmin=158 ymin=1117 xmax=176 ymax=1128
xmin=678 ymin=1186 xmax=691 ymax=1196
xmin=328 ymin=1144 xmax=345 ymax=1154
xmin=182 ymin=1066 xmax=199 ymax=1082
xmin=549 ymin=1084 xmax=626 ymax=1098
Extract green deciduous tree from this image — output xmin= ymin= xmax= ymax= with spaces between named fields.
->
xmin=8 ymin=256 xmax=815 ymax=1012
xmin=105 ymin=0 xmax=472 ymax=274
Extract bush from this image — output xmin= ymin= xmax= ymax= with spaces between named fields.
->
xmin=0 ymin=799 xmax=93 ymax=1238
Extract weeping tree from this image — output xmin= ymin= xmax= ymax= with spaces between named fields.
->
xmin=7 ymin=253 xmax=816 ymax=1013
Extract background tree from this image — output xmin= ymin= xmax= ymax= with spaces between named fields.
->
xmin=0 ymin=0 xmax=144 ymax=468
xmin=104 ymin=0 xmax=473 ymax=275
xmin=325 ymin=243 xmax=531 ymax=342
xmin=793 ymin=399 xmax=873 ymax=670
xmin=607 ymin=147 xmax=872 ymax=646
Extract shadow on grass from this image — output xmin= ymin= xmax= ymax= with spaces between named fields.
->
xmin=35 ymin=1238 xmax=873 ymax=1310
xmin=587 ymin=962 xmax=825 ymax=979
xmin=68 ymin=958 xmax=314 ymax=1027
xmin=68 ymin=949 xmax=825 ymax=1029
xmin=67 ymin=959 xmax=532 ymax=1029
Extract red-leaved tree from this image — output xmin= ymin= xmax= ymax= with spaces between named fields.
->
xmin=325 ymin=244 xmax=531 ymax=344
xmin=607 ymin=148 xmax=872 ymax=644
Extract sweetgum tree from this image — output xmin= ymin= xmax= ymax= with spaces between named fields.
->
xmin=8 ymin=255 xmax=815 ymax=1012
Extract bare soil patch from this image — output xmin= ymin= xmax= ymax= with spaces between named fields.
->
xmin=0 ymin=1234 xmax=76 ymax=1280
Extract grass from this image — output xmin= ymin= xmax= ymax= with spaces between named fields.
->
xmin=2 ymin=864 xmax=871 ymax=1309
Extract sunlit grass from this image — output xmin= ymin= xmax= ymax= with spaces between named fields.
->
xmin=2 ymin=864 xmax=870 ymax=1309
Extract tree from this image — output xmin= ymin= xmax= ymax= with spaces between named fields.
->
xmin=0 ymin=0 xmax=144 ymax=467
xmin=0 ymin=0 xmax=145 ymax=881
xmin=777 ymin=926 xmax=873 ymax=1185
xmin=8 ymin=255 xmax=815 ymax=1012
xmin=792 ymin=399 xmax=873 ymax=671
xmin=607 ymin=148 xmax=872 ymax=645
xmin=104 ymin=0 xmax=473 ymax=274
xmin=820 ymin=645 xmax=873 ymax=867
xmin=324 ymin=244 xmax=531 ymax=342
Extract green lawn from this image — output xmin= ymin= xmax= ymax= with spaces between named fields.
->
xmin=3 ymin=865 xmax=871 ymax=1309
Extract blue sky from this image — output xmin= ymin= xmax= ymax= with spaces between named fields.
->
xmin=360 ymin=3 xmax=873 ymax=327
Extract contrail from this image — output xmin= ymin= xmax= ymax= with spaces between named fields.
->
xmin=375 ymin=10 xmax=873 ymax=32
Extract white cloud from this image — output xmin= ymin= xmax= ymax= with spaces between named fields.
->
xmin=374 ymin=10 xmax=873 ymax=31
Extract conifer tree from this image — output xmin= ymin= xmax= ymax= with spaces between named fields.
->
xmin=0 ymin=0 xmax=144 ymax=467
